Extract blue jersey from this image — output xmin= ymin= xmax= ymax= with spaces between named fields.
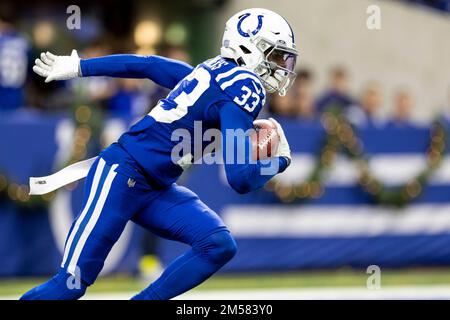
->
xmin=0 ymin=31 xmax=29 ymax=110
xmin=117 ymin=56 xmax=266 ymax=187
xmin=81 ymin=53 xmax=287 ymax=193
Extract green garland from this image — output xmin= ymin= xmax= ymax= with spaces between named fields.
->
xmin=0 ymin=174 xmax=55 ymax=208
xmin=0 ymin=104 xmax=98 ymax=209
xmin=2 ymin=105 xmax=447 ymax=208
xmin=267 ymin=108 xmax=448 ymax=207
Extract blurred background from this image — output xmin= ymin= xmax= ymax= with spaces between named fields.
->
xmin=1 ymin=0 xmax=450 ymax=299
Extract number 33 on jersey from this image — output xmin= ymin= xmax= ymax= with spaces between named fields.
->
xmin=120 ymin=56 xmax=266 ymax=187
xmin=149 ymin=55 xmax=266 ymax=123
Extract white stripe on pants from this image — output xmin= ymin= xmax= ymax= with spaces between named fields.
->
xmin=67 ymin=163 xmax=118 ymax=275
xmin=61 ymin=158 xmax=106 ymax=268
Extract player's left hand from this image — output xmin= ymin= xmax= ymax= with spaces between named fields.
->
xmin=33 ymin=50 xmax=81 ymax=83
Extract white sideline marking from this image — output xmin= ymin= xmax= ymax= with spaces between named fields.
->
xmin=3 ymin=287 xmax=450 ymax=300
xmin=86 ymin=286 xmax=450 ymax=300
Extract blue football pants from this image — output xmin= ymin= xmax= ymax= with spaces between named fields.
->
xmin=21 ymin=155 xmax=236 ymax=300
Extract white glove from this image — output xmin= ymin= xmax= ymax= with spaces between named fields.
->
xmin=33 ymin=50 xmax=81 ymax=83
xmin=269 ymin=117 xmax=291 ymax=164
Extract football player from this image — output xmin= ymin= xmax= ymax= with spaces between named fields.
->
xmin=22 ymin=8 xmax=297 ymax=300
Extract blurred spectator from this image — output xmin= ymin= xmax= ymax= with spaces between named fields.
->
xmin=265 ymin=68 xmax=312 ymax=118
xmin=296 ymin=68 xmax=314 ymax=89
xmin=108 ymin=78 xmax=150 ymax=119
xmin=316 ymin=65 xmax=354 ymax=113
xmin=0 ymin=6 xmax=30 ymax=110
xmin=267 ymin=91 xmax=296 ymax=118
xmin=293 ymin=68 xmax=316 ymax=120
xmin=387 ymin=88 xmax=415 ymax=128
xmin=69 ymin=42 xmax=116 ymax=111
xmin=347 ymin=82 xmax=385 ymax=127
xmin=162 ymin=45 xmax=191 ymax=64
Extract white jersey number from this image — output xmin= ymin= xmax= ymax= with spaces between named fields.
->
xmin=233 ymin=82 xmax=261 ymax=112
xmin=150 ymin=68 xmax=211 ymax=123
xmin=233 ymin=84 xmax=260 ymax=113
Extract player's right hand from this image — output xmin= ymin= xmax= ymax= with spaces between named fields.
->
xmin=33 ymin=50 xmax=81 ymax=83
xmin=269 ymin=117 xmax=292 ymax=166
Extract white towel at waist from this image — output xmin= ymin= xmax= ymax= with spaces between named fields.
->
xmin=29 ymin=157 xmax=97 ymax=195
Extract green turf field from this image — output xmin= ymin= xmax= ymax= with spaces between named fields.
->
xmin=1 ymin=267 xmax=450 ymax=297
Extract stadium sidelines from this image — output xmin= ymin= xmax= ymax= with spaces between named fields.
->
xmin=88 ymin=286 xmax=450 ymax=299
xmin=2 ymin=286 xmax=450 ymax=300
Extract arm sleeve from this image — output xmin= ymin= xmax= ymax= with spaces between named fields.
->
xmin=220 ymin=101 xmax=289 ymax=194
xmin=80 ymin=54 xmax=194 ymax=89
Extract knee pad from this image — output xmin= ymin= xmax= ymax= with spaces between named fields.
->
xmin=196 ymin=230 xmax=237 ymax=265
xmin=20 ymin=270 xmax=87 ymax=300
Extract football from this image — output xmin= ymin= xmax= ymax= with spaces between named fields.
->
xmin=250 ymin=119 xmax=280 ymax=161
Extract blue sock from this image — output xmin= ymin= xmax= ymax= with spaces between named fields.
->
xmin=20 ymin=270 xmax=87 ymax=300
xmin=132 ymin=230 xmax=237 ymax=300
